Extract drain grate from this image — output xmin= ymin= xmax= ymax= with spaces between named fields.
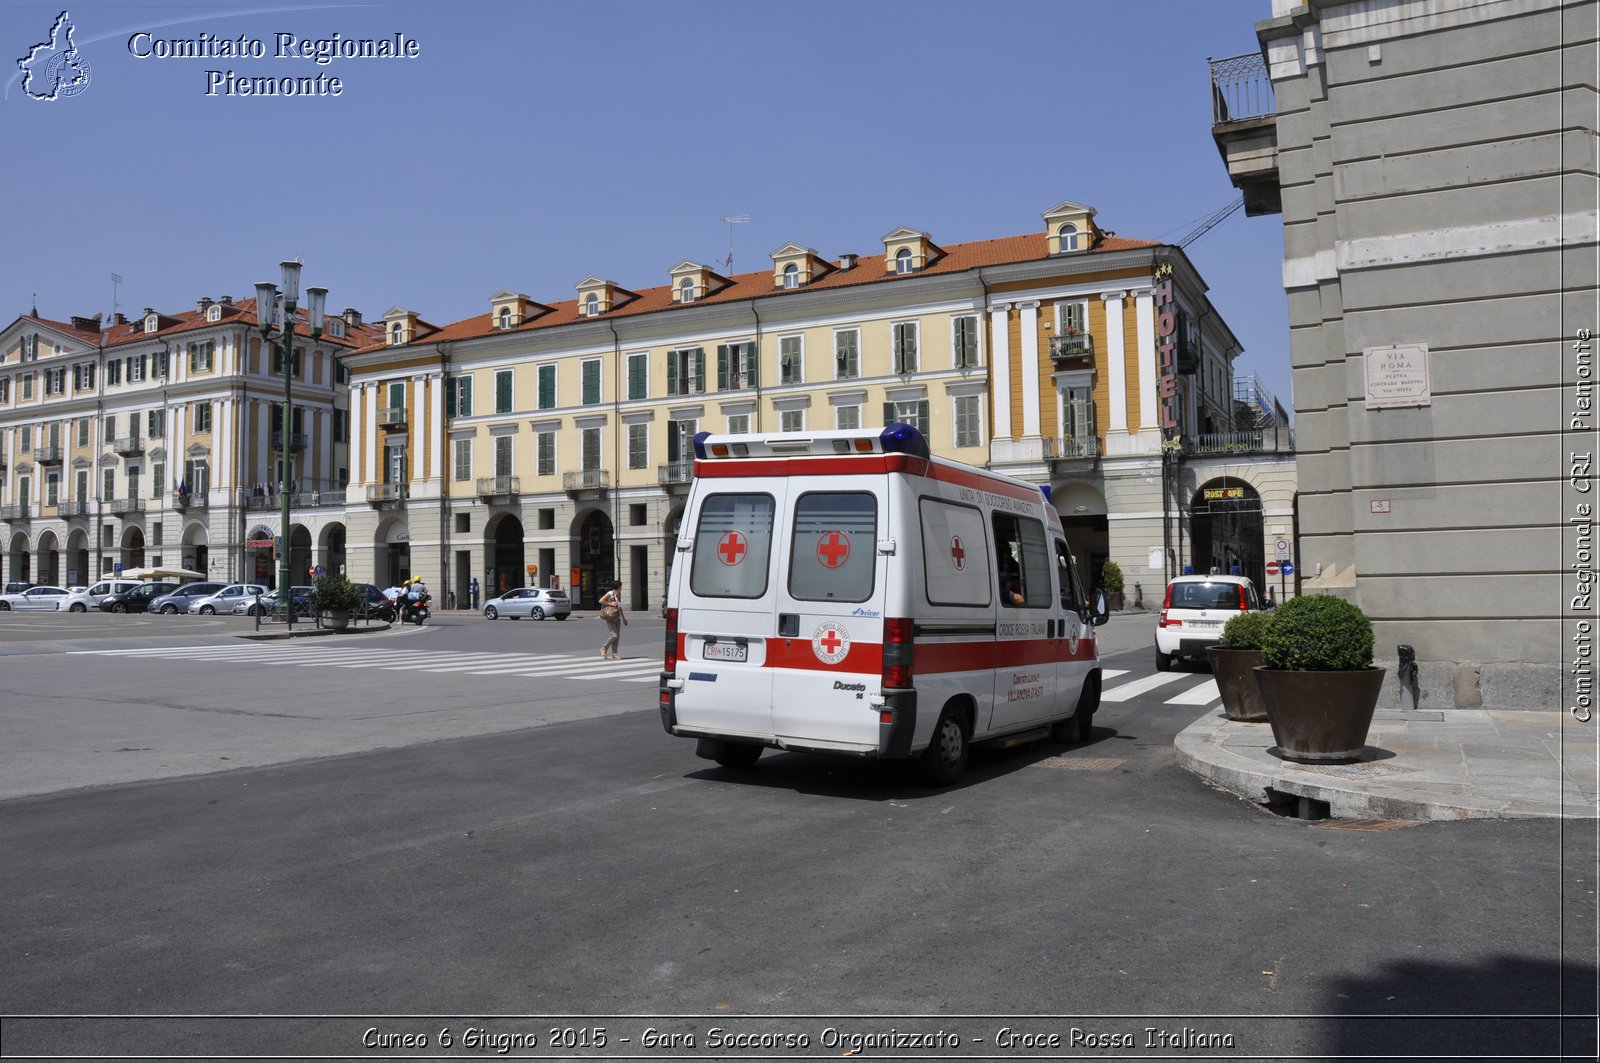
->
xmin=1295 ymin=761 xmax=1414 ymax=777
xmin=1314 ymin=817 xmax=1422 ymax=831
xmin=1033 ymin=756 xmax=1126 ymax=772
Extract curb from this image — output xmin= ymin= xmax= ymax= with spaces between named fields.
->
xmin=242 ymin=622 xmax=393 ymax=641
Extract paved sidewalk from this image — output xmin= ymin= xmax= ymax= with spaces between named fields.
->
xmin=1176 ymin=706 xmax=1599 ymax=821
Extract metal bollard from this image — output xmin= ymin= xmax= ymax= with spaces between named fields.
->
xmin=1397 ymin=644 xmax=1419 ymax=711
xmin=1134 ymin=582 xmax=1144 ymax=610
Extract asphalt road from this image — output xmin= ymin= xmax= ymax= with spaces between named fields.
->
xmin=1 ymin=610 xmax=1594 ymax=1060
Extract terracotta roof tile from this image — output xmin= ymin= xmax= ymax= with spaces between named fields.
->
xmin=354 ymin=231 xmax=1164 ymax=355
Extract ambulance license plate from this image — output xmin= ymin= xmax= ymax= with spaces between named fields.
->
xmin=703 ymin=641 xmax=748 ymax=663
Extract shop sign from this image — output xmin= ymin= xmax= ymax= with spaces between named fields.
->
xmin=1203 ymin=486 xmax=1245 ymax=501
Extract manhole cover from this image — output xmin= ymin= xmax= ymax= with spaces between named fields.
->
xmin=1033 ymin=756 xmax=1126 ymax=772
xmin=1314 ymin=818 xmax=1422 ymax=831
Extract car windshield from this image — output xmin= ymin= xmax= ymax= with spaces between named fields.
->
xmin=1171 ymin=582 xmax=1243 ymax=609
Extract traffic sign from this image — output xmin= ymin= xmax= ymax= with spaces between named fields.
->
xmin=1275 ymin=537 xmax=1291 ymax=559
xmin=1266 ymin=561 xmax=1280 ymax=576
xmin=1281 ymin=561 xmax=1295 ymax=576
xmin=113 ymin=562 xmax=122 ymax=575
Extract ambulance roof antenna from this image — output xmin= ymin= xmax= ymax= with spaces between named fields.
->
xmin=719 ymin=214 xmax=748 ymax=273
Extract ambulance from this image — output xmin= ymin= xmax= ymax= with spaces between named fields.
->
xmin=658 ymin=423 xmax=1108 ymax=784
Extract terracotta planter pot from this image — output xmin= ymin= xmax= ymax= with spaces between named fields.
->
xmin=1205 ymin=647 xmax=1268 ymax=721
xmin=323 ymin=609 xmax=351 ymax=631
xmin=1254 ymin=666 xmax=1387 ymax=763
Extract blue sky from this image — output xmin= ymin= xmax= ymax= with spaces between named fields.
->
xmin=4 ymin=0 xmax=1291 ymax=409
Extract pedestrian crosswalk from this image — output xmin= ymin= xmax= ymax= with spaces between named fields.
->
xmin=68 ymin=646 xmax=1224 ymax=705
xmin=69 ymin=644 xmax=667 ymax=684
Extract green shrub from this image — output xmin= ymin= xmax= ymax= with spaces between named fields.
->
xmin=1219 ymin=609 xmax=1275 ymax=650
xmin=312 ymin=573 xmax=364 ymax=612
xmin=1099 ymin=559 xmax=1124 ymax=595
xmin=1260 ymin=594 xmax=1374 ymax=671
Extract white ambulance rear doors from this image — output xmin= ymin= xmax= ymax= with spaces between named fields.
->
xmin=672 ymin=482 xmax=787 ymax=741
xmin=767 ymin=482 xmax=888 ymax=751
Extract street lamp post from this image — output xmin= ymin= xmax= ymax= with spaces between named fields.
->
xmin=255 ymin=262 xmax=326 ymax=622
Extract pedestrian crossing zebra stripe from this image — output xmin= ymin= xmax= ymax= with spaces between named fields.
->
xmin=66 ymin=646 xmax=1220 ymax=703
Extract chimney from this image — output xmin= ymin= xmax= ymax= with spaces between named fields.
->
xmin=343 ymin=307 xmax=362 ymax=327
xmin=219 ymin=294 xmax=233 ymax=305
xmin=113 ymin=312 xmax=127 ymax=326
xmin=198 ymin=296 xmax=213 ymax=313
xmin=70 ymin=314 xmax=102 ymax=332
xmin=838 ymin=253 xmax=858 ymax=271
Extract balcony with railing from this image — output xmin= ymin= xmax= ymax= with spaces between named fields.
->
xmin=1047 ymin=435 xmax=1101 ymax=466
xmin=1208 ymin=50 xmax=1280 ymax=216
xmin=171 ymin=490 xmax=208 ymax=510
xmin=365 ymin=483 xmax=408 ymax=505
xmin=1181 ymin=428 xmax=1295 ymax=457
xmin=270 ymin=431 xmax=308 ymax=452
xmin=377 ymin=406 xmax=407 ymax=427
xmin=61 ymin=499 xmax=89 ymax=516
xmin=1048 ymin=332 xmax=1094 ymax=369
xmin=108 ymin=497 xmax=144 ymax=515
xmin=244 ymin=479 xmax=345 ymax=511
xmin=112 ymin=436 xmax=144 ymax=457
xmin=563 ymin=469 xmax=610 ymax=495
xmin=1 ymin=504 xmax=31 ymax=521
xmin=34 ymin=445 xmax=63 ymax=465
xmin=477 ymin=475 xmax=520 ymax=499
xmin=658 ymin=462 xmax=693 ymax=489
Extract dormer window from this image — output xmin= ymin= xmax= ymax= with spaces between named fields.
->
xmin=783 ymin=263 xmax=799 ymax=289
xmin=390 ymin=322 xmax=403 ymax=345
xmin=1042 ymin=200 xmax=1099 ymax=254
xmin=1058 ymin=223 xmax=1080 ymax=251
xmin=207 ymin=304 xmax=222 ymax=322
xmin=585 ymin=293 xmax=600 ymax=317
xmin=144 ymin=315 xmax=159 ymax=333
xmin=498 ymin=306 xmax=512 ymax=329
xmin=895 ymin=248 xmax=914 ymax=275
xmin=328 ymin=319 xmax=344 ymax=339
xmin=679 ymin=278 xmax=695 ymax=304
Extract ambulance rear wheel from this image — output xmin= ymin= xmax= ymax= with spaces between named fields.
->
xmin=918 ymin=705 xmax=969 ymax=785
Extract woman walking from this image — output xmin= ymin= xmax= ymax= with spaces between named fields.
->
xmin=599 ymin=580 xmax=627 ymax=659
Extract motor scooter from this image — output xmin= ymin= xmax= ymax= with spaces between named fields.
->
xmin=403 ymin=592 xmax=431 ymax=625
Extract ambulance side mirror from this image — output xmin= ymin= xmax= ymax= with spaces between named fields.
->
xmin=1090 ymin=590 xmax=1110 ymax=627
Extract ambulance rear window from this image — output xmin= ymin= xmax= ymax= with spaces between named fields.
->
xmin=788 ymin=492 xmax=876 ymax=603
xmin=690 ymin=493 xmax=775 ymax=599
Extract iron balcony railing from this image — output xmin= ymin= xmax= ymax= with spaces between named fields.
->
xmin=112 ymin=436 xmax=144 ymax=457
xmin=1182 ymin=428 xmax=1296 ymax=456
xmin=365 ymin=483 xmax=408 ymax=503
xmin=171 ymin=491 xmax=208 ymax=510
xmin=1047 ymin=435 xmax=1100 ymax=461
xmin=477 ymin=475 xmax=520 ymax=497
xmin=377 ymin=406 xmax=407 ymax=427
xmin=33 ymin=445 xmax=63 ymax=464
xmin=563 ymin=469 xmax=610 ymax=492
xmin=61 ymin=499 xmax=90 ymax=516
xmin=1209 ymin=51 xmax=1274 ymax=124
xmin=270 ymin=431 xmax=308 ymax=452
xmin=658 ymin=462 xmax=693 ymax=486
xmin=0 ymin=504 xmax=30 ymax=520
xmin=108 ymin=497 xmax=144 ymax=514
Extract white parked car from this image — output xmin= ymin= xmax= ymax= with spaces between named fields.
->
xmin=0 ymin=585 xmax=70 ymax=611
xmin=187 ymin=583 xmax=269 ymax=615
xmin=482 ymin=586 xmax=572 ymax=620
xmin=59 ymin=579 xmax=143 ymax=613
xmin=1154 ymin=574 xmax=1262 ymax=671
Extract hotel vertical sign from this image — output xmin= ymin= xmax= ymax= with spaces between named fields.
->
xmin=1154 ymin=264 xmax=1180 ymax=432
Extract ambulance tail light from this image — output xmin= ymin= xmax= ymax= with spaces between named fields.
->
xmin=882 ymin=617 xmax=915 ymax=689
xmin=663 ymin=608 xmax=679 ymax=672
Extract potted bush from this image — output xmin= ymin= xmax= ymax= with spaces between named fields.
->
xmin=1254 ymin=594 xmax=1385 ymax=763
xmin=1099 ymin=559 xmax=1125 ymax=612
xmin=1206 ymin=609 xmax=1274 ymax=722
xmin=312 ymin=573 xmax=364 ymax=630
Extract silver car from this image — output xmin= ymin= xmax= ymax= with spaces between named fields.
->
xmin=148 ymin=582 xmax=225 ymax=615
xmin=482 ymin=586 xmax=572 ymax=620
xmin=0 ymin=585 xmax=69 ymax=611
xmin=187 ymin=583 xmax=269 ymax=615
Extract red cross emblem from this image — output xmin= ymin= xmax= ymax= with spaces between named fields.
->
xmin=951 ymin=535 xmax=966 ymax=571
xmin=819 ymin=627 xmax=843 ymax=653
xmin=716 ymin=530 xmax=747 ymax=566
xmin=812 ymin=621 xmax=851 ymax=664
xmin=816 ymin=530 xmax=851 ymax=569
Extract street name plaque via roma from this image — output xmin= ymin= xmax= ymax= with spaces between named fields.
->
xmin=1364 ymin=343 xmax=1431 ymax=409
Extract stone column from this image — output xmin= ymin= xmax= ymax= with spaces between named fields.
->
xmin=1134 ymin=287 xmax=1158 ymax=436
xmin=1101 ymin=290 xmax=1128 ymax=434
xmin=1016 ymin=301 xmax=1041 ymax=438
xmin=988 ymin=303 xmax=1013 ymax=439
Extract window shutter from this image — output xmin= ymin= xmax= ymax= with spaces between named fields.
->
xmin=496 ymin=371 xmax=512 ymax=412
xmin=694 ymin=349 xmax=706 ymax=393
xmin=538 ymin=365 xmax=554 ymax=408
xmin=459 ymin=376 xmax=472 ymax=416
xmin=892 ymin=326 xmax=904 ymax=373
xmin=918 ymin=399 xmax=930 ymax=434
xmin=745 ymin=344 xmax=758 ymax=387
xmin=445 ymin=378 xmax=456 ymax=418
xmin=666 ymin=353 xmax=679 ymax=396
xmin=883 ymin=402 xmax=896 ymax=427
xmin=717 ymin=345 xmax=730 ymax=390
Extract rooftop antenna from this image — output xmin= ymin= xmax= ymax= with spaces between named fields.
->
xmin=719 ymin=214 xmax=748 ymax=273
xmin=110 ymin=272 xmax=123 ymax=320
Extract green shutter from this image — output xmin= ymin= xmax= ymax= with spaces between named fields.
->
xmin=583 ymin=361 xmax=600 ymax=404
xmin=717 ymin=345 xmax=730 ymax=390
xmin=694 ymin=349 xmax=706 ymax=393
xmin=745 ymin=343 xmax=758 ymax=387
xmin=445 ymin=378 xmax=456 ymax=419
xmin=538 ymin=365 xmax=554 ymax=408
xmin=666 ymin=353 xmax=679 ymax=396
xmin=459 ymin=376 xmax=472 ymax=416
xmin=918 ymin=399 xmax=931 ymax=435
xmin=883 ymin=402 xmax=896 ymax=427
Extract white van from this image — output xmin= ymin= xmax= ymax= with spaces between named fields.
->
xmin=59 ymin=579 xmax=142 ymax=613
xmin=659 ymin=424 xmax=1108 ymax=784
